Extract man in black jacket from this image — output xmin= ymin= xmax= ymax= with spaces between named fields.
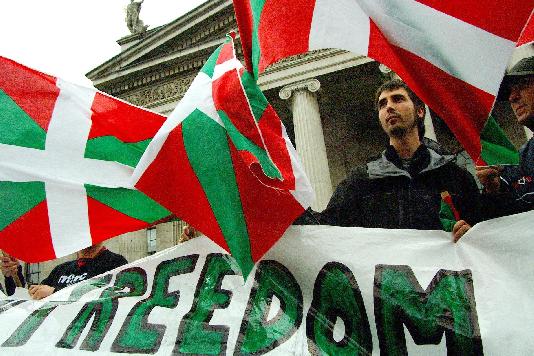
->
xmin=1 ymin=243 xmax=127 ymax=300
xmin=309 ymin=79 xmax=481 ymax=241
xmin=476 ymin=56 xmax=534 ymax=217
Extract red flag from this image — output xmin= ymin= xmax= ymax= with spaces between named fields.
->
xmin=132 ymin=36 xmax=313 ymax=277
xmin=233 ymin=0 xmax=532 ymax=163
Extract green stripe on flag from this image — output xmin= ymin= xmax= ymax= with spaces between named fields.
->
xmin=85 ymin=185 xmax=171 ymax=223
xmin=182 ymin=108 xmax=254 ymax=276
xmin=481 ymin=141 xmax=520 ymax=165
xmin=250 ymin=0 xmax=267 ymax=79
xmin=240 ymin=70 xmax=268 ymax=122
xmin=218 ymin=110 xmax=281 ymax=179
xmin=200 ymin=45 xmax=224 ymax=78
xmin=480 ymin=116 xmax=519 ymax=165
xmin=85 ymin=137 xmax=151 ymax=168
xmin=0 ymin=182 xmax=46 ymax=230
xmin=0 ymin=89 xmax=46 ymax=150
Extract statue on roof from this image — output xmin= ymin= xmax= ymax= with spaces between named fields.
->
xmin=126 ymin=0 xmax=148 ymax=34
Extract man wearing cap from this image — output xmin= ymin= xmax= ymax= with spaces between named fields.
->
xmin=476 ymin=56 xmax=534 ymax=216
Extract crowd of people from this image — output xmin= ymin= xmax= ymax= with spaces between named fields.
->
xmin=2 ymin=56 xmax=532 ymax=299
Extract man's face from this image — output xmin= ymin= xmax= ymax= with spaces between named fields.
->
xmin=509 ymin=77 xmax=534 ymax=128
xmin=377 ymin=88 xmax=423 ymax=138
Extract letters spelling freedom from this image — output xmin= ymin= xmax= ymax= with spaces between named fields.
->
xmin=0 ymin=220 xmax=532 ymax=355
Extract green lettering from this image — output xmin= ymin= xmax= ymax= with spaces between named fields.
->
xmin=111 ymin=255 xmax=198 ymax=353
xmin=306 ymin=262 xmax=372 ymax=355
xmin=374 ymin=265 xmax=483 ymax=355
xmin=236 ymin=260 xmax=303 ymax=355
xmin=2 ymin=301 xmax=63 ymax=347
xmin=174 ymin=253 xmax=238 ymax=355
xmin=56 ymin=267 xmax=147 ymax=351
xmin=0 ymin=300 xmax=25 ymax=315
xmin=1 ymin=275 xmax=111 ymax=348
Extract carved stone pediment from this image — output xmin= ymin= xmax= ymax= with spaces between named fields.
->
xmin=119 ymin=75 xmax=195 ymax=108
xmin=87 ymin=0 xmax=236 ymax=95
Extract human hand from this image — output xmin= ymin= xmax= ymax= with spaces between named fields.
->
xmin=452 ymin=220 xmax=471 ymax=243
xmin=179 ymin=225 xmax=197 ymax=243
xmin=475 ymin=166 xmax=502 ymax=193
xmin=1 ymin=254 xmax=20 ymax=278
xmin=28 ymin=285 xmax=55 ymax=300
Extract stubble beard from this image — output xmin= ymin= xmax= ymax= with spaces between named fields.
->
xmin=388 ymin=116 xmax=418 ymax=139
xmin=389 ymin=125 xmax=408 ymax=138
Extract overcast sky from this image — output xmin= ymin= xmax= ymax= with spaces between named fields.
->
xmin=0 ymin=0 xmax=208 ymax=87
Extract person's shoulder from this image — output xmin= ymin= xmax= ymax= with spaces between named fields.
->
xmin=102 ymin=250 xmax=128 ymax=265
xmin=337 ymin=164 xmax=370 ymax=188
xmin=52 ymin=259 xmax=76 ymax=271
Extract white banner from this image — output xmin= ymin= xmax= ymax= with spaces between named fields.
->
xmin=0 ymin=211 xmax=533 ymax=355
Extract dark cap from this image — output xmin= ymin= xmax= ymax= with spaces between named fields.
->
xmin=497 ymin=56 xmax=534 ymax=101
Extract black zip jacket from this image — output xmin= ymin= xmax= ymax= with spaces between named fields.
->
xmin=311 ymin=144 xmax=482 ymax=229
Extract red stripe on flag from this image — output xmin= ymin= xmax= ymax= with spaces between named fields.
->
xmin=368 ymin=21 xmax=494 ymax=161
xmin=0 ymin=201 xmax=56 ymax=262
xmin=212 ymin=71 xmax=264 ymax=148
xmin=258 ymin=0 xmax=315 ymax=74
xmin=229 ymin=142 xmax=304 ymax=262
xmin=0 ymin=57 xmax=60 ymax=132
xmin=232 ymin=0 xmax=255 ymax=73
xmin=414 ymin=0 xmax=532 ymax=41
xmin=216 ymin=42 xmax=235 ymax=65
xmin=517 ymin=12 xmax=534 ymax=46
xmin=88 ymin=93 xmax=166 ymax=142
xmin=257 ymin=105 xmax=296 ymax=189
xmin=135 ymin=126 xmax=230 ymax=251
xmin=87 ymin=197 xmax=150 ymax=245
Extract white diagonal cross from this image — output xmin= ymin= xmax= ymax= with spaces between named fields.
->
xmin=0 ymin=79 xmax=134 ymax=256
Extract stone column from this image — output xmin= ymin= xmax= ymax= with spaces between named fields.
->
xmin=280 ymin=79 xmax=333 ymax=211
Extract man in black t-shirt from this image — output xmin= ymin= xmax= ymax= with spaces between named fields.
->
xmin=2 ymin=243 xmax=127 ymax=300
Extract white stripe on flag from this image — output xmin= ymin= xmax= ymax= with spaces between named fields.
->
xmin=46 ymin=182 xmax=92 ymax=257
xmin=46 ymin=80 xmax=95 ymax=255
xmin=310 ymin=0 xmax=370 ymax=57
xmin=212 ymin=58 xmax=243 ymax=81
xmin=281 ymin=124 xmax=314 ymax=208
xmin=310 ymin=0 xmax=516 ymax=95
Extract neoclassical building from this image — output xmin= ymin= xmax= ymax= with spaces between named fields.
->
xmin=19 ymin=0 xmax=533 ymax=283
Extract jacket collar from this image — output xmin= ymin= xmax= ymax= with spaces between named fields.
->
xmin=367 ymin=143 xmax=454 ymax=179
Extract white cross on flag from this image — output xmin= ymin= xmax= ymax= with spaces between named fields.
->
xmin=0 ymin=57 xmax=171 ymax=262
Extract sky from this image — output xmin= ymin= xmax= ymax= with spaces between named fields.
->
xmin=0 ymin=0 xmax=208 ymax=87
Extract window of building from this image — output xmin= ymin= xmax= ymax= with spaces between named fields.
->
xmin=147 ymin=228 xmax=157 ymax=254
xmin=26 ymin=263 xmax=41 ymax=285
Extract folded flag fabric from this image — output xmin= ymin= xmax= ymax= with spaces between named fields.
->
xmin=480 ymin=116 xmax=520 ymax=166
xmin=132 ymin=34 xmax=314 ymax=277
xmin=0 ymin=57 xmax=171 ymax=262
xmin=232 ymin=0 xmax=532 ymax=164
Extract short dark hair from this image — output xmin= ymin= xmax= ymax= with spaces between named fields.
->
xmin=374 ymin=79 xmax=426 ymax=138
